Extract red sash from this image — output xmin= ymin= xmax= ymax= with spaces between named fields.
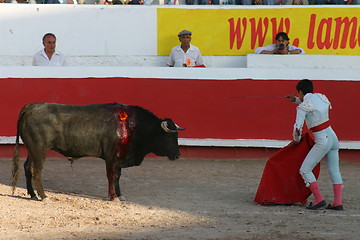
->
xmin=309 ymin=121 xmax=330 ymax=133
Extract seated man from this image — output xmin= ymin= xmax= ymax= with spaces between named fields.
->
xmin=33 ymin=33 xmax=65 ymax=66
xmin=167 ymin=30 xmax=204 ymax=67
xmin=255 ymin=32 xmax=304 ymax=55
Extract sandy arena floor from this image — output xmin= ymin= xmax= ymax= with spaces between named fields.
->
xmin=0 ymin=157 xmax=359 ymax=240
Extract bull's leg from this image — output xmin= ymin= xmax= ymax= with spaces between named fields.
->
xmin=30 ymin=152 xmax=47 ymax=200
xmin=24 ymin=157 xmax=37 ymax=200
xmin=114 ymin=167 xmax=126 ymax=201
xmin=106 ymin=163 xmax=119 ymax=201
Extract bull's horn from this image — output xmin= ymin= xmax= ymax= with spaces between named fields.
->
xmin=161 ymin=121 xmax=178 ymax=133
xmin=175 ymin=123 xmax=185 ymax=130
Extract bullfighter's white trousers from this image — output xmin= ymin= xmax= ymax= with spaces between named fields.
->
xmin=300 ymin=127 xmax=343 ymax=186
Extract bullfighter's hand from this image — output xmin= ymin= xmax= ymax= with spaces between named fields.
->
xmin=289 ymin=140 xmax=300 ymax=146
xmin=285 ymin=94 xmax=296 ymax=102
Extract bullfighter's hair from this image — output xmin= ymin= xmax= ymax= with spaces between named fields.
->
xmin=296 ymin=79 xmax=313 ymax=95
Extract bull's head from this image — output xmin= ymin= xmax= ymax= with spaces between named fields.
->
xmin=152 ymin=118 xmax=185 ymax=160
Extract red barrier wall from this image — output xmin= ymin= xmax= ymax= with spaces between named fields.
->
xmin=1 ymin=77 xmax=359 ymax=142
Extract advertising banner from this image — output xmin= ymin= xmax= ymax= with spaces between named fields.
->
xmin=158 ymin=7 xmax=360 ymax=56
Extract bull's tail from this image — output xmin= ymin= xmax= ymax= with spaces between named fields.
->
xmin=11 ymin=132 xmax=20 ymax=195
xmin=11 ymin=104 xmax=29 ymax=195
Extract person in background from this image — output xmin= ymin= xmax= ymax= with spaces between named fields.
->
xmin=253 ymin=0 xmax=286 ymax=4
xmin=285 ymin=79 xmax=344 ymax=211
xmin=234 ymin=0 xmax=253 ymax=4
xmin=254 ymin=0 xmax=308 ymax=4
xmin=167 ymin=30 xmax=204 ymax=67
xmin=285 ymin=0 xmax=309 ymax=4
xmin=349 ymin=0 xmax=360 ymax=4
xmin=112 ymin=0 xmax=142 ymax=4
xmin=32 ymin=33 xmax=65 ymax=66
xmin=207 ymin=0 xmax=220 ymax=4
xmin=313 ymin=0 xmax=344 ymax=4
xmin=255 ymin=32 xmax=304 ymax=55
xmin=42 ymin=0 xmax=60 ymax=3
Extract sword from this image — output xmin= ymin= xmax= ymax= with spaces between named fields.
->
xmin=225 ymin=96 xmax=285 ymax=99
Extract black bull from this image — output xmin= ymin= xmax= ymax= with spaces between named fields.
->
xmin=11 ymin=103 xmax=184 ymax=201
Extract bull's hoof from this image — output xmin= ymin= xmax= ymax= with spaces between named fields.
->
xmin=110 ymin=197 xmax=120 ymax=202
xmin=119 ymin=195 xmax=127 ymax=202
xmin=109 ymin=195 xmax=127 ymax=202
xmin=30 ymin=196 xmax=39 ymax=201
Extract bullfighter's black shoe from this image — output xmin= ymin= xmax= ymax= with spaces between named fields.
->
xmin=326 ymin=204 xmax=344 ymax=211
xmin=306 ymin=200 xmax=326 ymax=210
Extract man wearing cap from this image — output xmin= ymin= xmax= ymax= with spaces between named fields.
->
xmin=254 ymin=32 xmax=304 ymax=55
xmin=167 ymin=30 xmax=204 ymax=67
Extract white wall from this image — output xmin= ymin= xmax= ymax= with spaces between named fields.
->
xmin=0 ymin=5 xmax=157 ymax=56
xmin=247 ymin=54 xmax=360 ymax=70
xmin=2 ymin=5 xmax=360 ymax=69
xmin=0 ymin=5 xmax=248 ymax=67
xmin=0 ymin=4 xmax=360 ymax=69
xmin=1 ymin=65 xmax=360 ymax=80
xmin=0 ymin=55 xmax=247 ymax=67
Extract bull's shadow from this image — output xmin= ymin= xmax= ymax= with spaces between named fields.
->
xmin=4 ymin=157 xmax=109 ymax=200
xmin=1 ymin=156 xmax=251 ymax=214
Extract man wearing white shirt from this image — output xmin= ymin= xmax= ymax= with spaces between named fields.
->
xmin=32 ymin=33 xmax=66 ymax=66
xmin=167 ymin=30 xmax=204 ymax=68
xmin=254 ymin=32 xmax=304 ymax=55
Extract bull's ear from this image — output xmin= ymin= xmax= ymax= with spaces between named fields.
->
xmin=175 ymin=123 xmax=185 ymax=131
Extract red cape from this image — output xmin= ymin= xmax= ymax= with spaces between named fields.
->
xmin=254 ymin=133 xmax=320 ymax=205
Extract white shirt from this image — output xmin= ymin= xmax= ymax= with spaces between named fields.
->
xmin=32 ymin=49 xmax=66 ymax=66
xmin=254 ymin=44 xmax=305 ymax=54
xmin=293 ymin=93 xmax=331 ymax=141
xmin=167 ymin=44 xmax=204 ymax=67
